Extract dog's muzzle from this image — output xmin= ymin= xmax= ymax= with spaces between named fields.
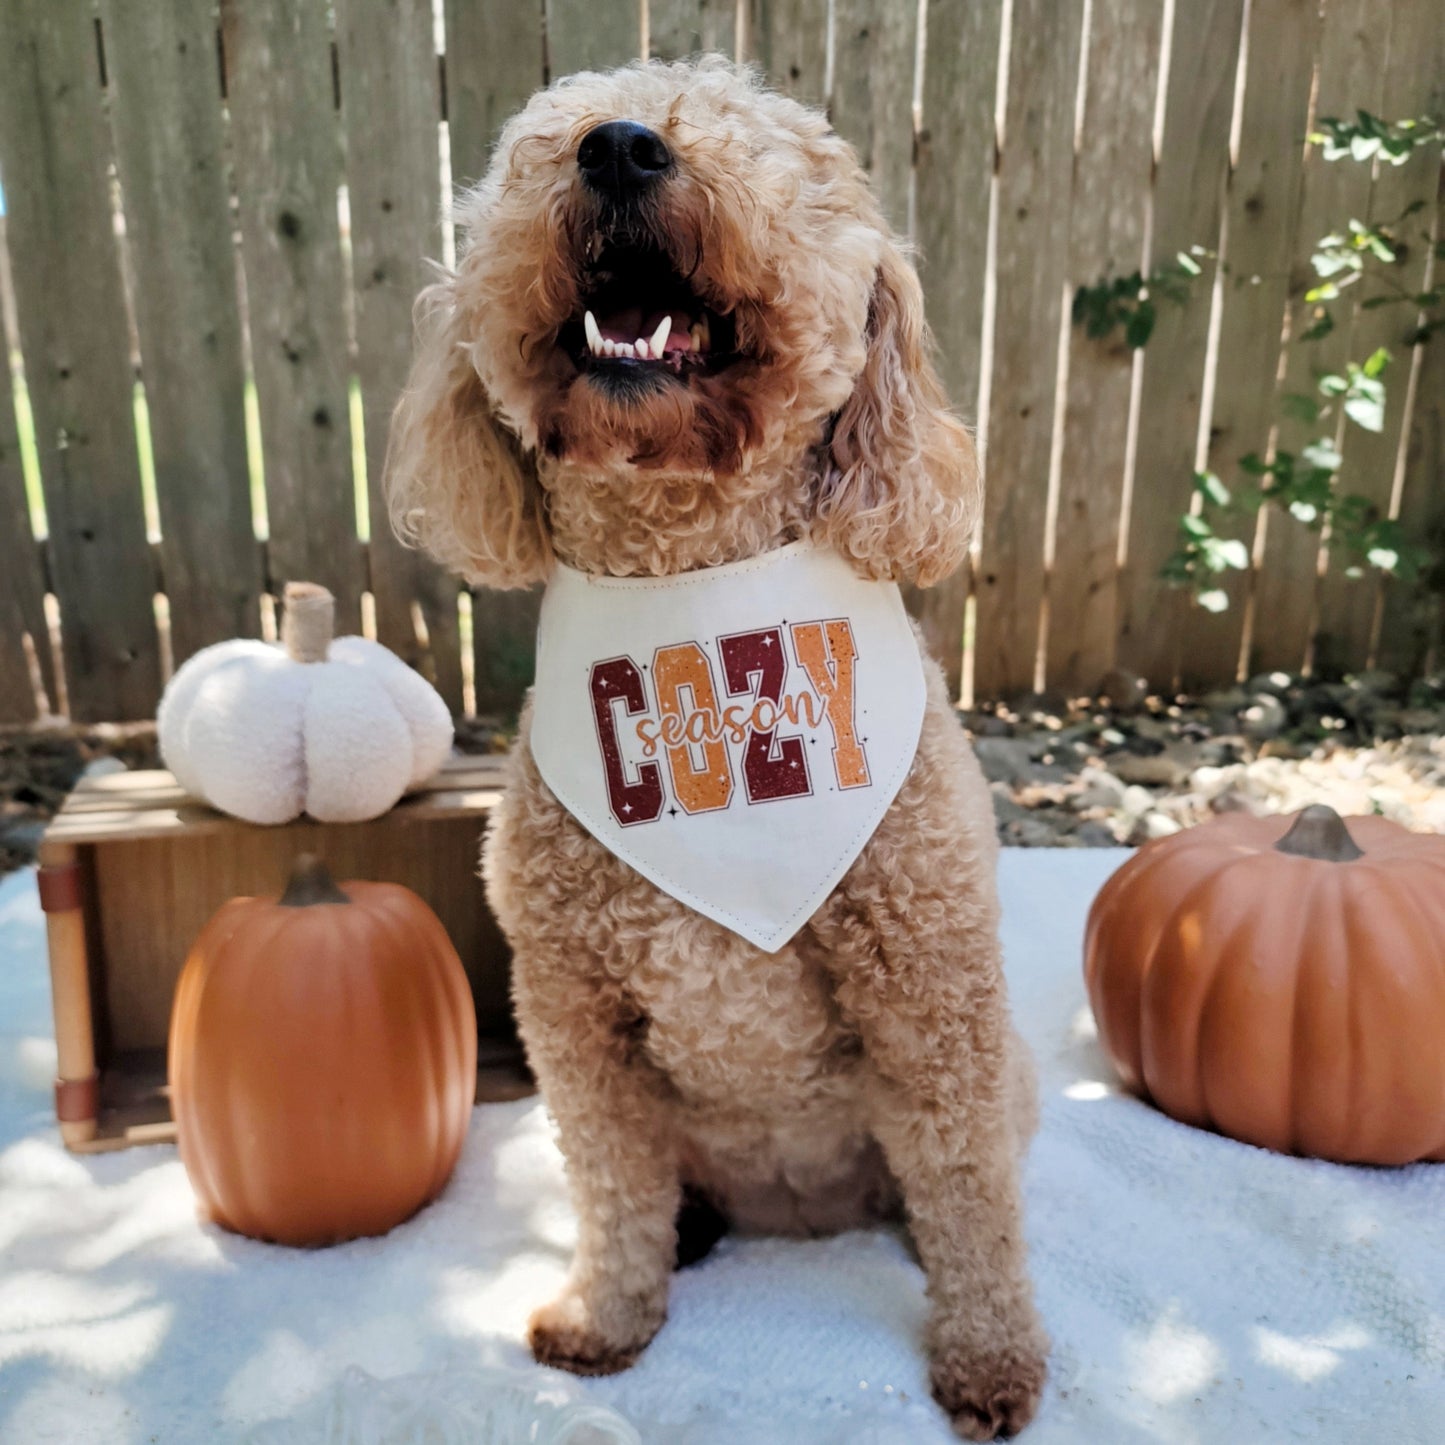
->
xmin=577 ymin=120 xmax=672 ymax=201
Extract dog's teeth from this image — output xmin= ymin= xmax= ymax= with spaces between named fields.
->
xmin=650 ymin=316 xmax=672 ymax=354
xmin=584 ymin=310 xmax=603 ymax=355
xmin=602 ymin=338 xmax=617 ymax=357
xmin=698 ymin=316 xmax=711 ymax=350
xmin=690 ymin=324 xmax=703 ymax=351
xmin=635 ymin=338 xmax=651 ymax=360
xmin=617 ymin=341 xmax=634 ymax=358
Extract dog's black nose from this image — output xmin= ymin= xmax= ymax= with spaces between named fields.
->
xmin=577 ymin=120 xmax=671 ymax=198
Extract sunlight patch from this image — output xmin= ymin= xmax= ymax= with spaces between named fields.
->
xmin=1254 ymin=1322 xmax=1372 ymax=1383
xmin=1123 ymin=1304 xmax=1223 ymax=1403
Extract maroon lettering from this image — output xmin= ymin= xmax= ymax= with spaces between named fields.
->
xmin=719 ymin=627 xmax=812 ymax=803
xmin=590 ymin=657 xmax=665 ymax=825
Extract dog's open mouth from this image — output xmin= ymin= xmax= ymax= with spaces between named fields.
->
xmin=561 ymin=237 xmax=739 ymax=381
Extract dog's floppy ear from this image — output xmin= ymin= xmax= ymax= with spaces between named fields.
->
xmin=815 ymin=241 xmax=980 ymax=586
xmin=385 ymin=279 xmax=551 ymax=589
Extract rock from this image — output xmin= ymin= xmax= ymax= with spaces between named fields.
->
xmin=963 ymin=711 xmax=1013 ymax=737
xmin=1130 ymin=716 xmax=1177 ymax=743
xmin=1014 ymin=689 xmax=1071 ymax=722
xmin=973 ymin=736 xmax=1042 ymax=785
xmin=1131 ymin=811 xmax=1184 ymax=843
xmin=989 ymin=782 xmax=1030 ymax=825
xmin=1240 ymin=694 xmax=1287 ymax=740
xmin=1004 ymin=816 xmax=1074 ymax=847
xmin=0 ymin=816 xmax=46 ymax=856
xmin=1203 ymin=687 xmax=1248 ymax=713
xmin=1257 ymin=737 xmax=1306 ymax=760
xmin=1349 ymin=669 xmax=1400 ymax=699
xmin=81 ymin=756 xmax=127 ymax=781
xmin=1120 ymin=784 xmax=1156 ymax=817
xmin=1245 ymin=671 xmax=1294 ymax=698
xmin=1073 ymin=765 xmax=1128 ymax=811
xmin=1074 ymin=821 xmax=1121 ymax=848
xmin=1096 ymin=668 xmax=1149 ymax=712
xmin=1110 ymin=741 xmax=1204 ymax=788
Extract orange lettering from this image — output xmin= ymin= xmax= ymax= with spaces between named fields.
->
xmin=653 ymin=643 xmax=734 ymax=814
xmin=791 ymin=620 xmax=869 ymax=789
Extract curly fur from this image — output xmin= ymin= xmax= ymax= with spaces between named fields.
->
xmin=386 ymin=57 xmax=1045 ymax=1439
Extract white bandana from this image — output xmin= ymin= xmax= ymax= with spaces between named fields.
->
xmin=529 ymin=541 xmax=926 ymax=952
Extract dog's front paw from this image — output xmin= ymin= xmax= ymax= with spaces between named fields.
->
xmin=527 ymin=1286 xmax=665 ymax=1377
xmin=930 ymin=1340 xmax=1047 ymax=1441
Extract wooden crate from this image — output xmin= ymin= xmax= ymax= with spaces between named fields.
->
xmin=39 ymin=753 xmax=531 ymax=1153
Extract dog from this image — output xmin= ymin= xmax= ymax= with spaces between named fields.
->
xmin=386 ymin=57 xmax=1047 ymax=1441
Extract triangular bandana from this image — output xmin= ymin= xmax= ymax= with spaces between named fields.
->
xmin=529 ymin=541 xmax=926 ymax=951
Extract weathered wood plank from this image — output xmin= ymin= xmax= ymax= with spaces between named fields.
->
xmin=444 ymin=1 xmax=545 ymax=187
xmin=336 ymin=0 xmax=464 ymax=712
xmin=101 ymin=0 xmax=262 ymax=670
xmin=224 ymin=0 xmax=364 ymax=632
xmin=0 ymin=234 xmax=50 ymax=723
xmin=1115 ymin=0 xmax=1244 ymax=691
xmin=443 ymin=5 xmax=548 ymax=716
xmin=1182 ymin=0 xmax=1320 ymax=686
xmin=912 ymin=0 xmax=1005 ymax=698
xmin=0 ymin=1 xmax=161 ymax=722
xmin=973 ymin=0 xmax=1086 ymax=700
xmin=648 ymin=0 xmax=735 ymax=60
xmin=1376 ymin=201 xmax=1444 ymax=679
xmin=1374 ymin=31 xmax=1445 ymax=679
xmin=742 ymin=0 xmax=828 ymax=106
xmin=829 ymin=0 xmax=917 ymax=234
xmin=1046 ymin=0 xmax=1163 ymax=696
xmin=1313 ymin=0 xmax=1442 ymax=675
xmin=547 ymin=0 xmax=642 ymax=78
xmin=1249 ymin=0 xmax=1386 ymax=676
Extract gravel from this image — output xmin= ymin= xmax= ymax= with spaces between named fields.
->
xmin=966 ymin=668 xmax=1445 ymax=847
xmin=2 ymin=671 xmax=1440 ymax=876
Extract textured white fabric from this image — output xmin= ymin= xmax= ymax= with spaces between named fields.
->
xmin=157 ymin=635 xmax=454 ymax=826
xmin=4 ymin=853 xmax=1445 ymax=1443
xmin=530 ymin=542 xmax=926 ymax=951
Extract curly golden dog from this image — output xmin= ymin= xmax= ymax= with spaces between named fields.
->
xmin=387 ymin=57 xmax=1047 ymax=1440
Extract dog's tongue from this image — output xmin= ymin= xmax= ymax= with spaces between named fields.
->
xmin=597 ymin=306 xmax=695 ymax=353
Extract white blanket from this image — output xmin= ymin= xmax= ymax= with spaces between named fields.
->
xmin=1 ymin=851 xmax=1442 ymax=1443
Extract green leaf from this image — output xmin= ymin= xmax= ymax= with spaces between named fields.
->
xmin=1366 ymin=546 xmax=1400 ymax=571
xmin=1176 ymin=251 xmax=1202 ymax=276
xmin=1195 ymin=470 xmax=1231 ymax=507
xmin=1181 ymin=513 xmax=1213 ymax=540
xmin=1290 ymin=501 xmax=1320 ymax=525
xmin=1362 ymin=346 xmax=1392 ymax=378
xmin=1239 ymin=452 xmax=1274 ymax=475
xmin=1344 ymin=393 xmax=1385 ymax=432
xmin=1212 ymin=538 xmax=1250 ymax=571
xmin=1300 ymin=311 xmax=1335 ymax=343
xmin=1301 ymin=439 xmax=1342 ymax=471
xmin=1197 ymin=589 xmax=1230 ymax=613
xmin=1125 ymin=300 xmax=1157 ymax=349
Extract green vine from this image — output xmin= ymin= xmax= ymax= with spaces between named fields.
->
xmin=1074 ymin=110 xmax=1445 ymax=615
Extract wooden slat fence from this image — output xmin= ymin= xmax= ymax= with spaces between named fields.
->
xmin=0 ymin=0 xmax=1441 ymax=727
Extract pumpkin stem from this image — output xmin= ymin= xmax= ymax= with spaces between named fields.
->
xmin=280 ymin=854 xmax=351 ymax=907
xmin=1275 ymin=804 xmax=1365 ymax=862
xmin=282 ymin=582 xmax=335 ymax=664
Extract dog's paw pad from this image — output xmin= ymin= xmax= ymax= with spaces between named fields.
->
xmin=527 ymin=1293 xmax=661 ymax=1378
xmin=931 ymin=1347 xmax=1047 ymax=1441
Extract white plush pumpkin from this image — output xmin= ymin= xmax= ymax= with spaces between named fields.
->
xmin=158 ymin=583 xmax=454 ymax=825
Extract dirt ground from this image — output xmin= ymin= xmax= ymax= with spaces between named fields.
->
xmin=3 ymin=670 xmax=1441 ymax=877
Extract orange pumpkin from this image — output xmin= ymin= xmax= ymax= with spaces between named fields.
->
xmin=1085 ymin=805 xmax=1445 ymax=1166
xmin=169 ymin=855 xmax=477 ymax=1245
